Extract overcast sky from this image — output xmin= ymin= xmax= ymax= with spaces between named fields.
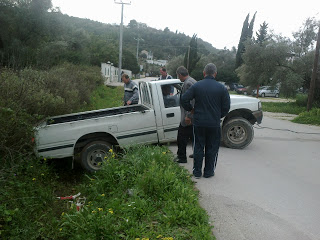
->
xmin=51 ymin=0 xmax=320 ymax=50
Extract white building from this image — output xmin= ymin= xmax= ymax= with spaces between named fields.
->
xmin=101 ymin=62 xmax=132 ymax=85
xmin=146 ymin=59 xmax=167 ymax=66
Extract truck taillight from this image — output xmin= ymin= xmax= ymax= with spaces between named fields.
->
xmin=31 ymin=137 xmax=35 ymax=143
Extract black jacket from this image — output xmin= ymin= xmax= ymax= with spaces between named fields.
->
xmin=181 ymin=76 xmax=230 ymax=127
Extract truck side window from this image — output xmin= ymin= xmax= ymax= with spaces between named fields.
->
xmin=140 ymin=82 xmax=152 ymax=107
xmin=161 ymin=84 xmax=180 ymax=108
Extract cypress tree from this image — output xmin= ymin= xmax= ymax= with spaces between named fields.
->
xmin=184 ymin=34 xmax=200 ymax=74
xmin=256 ymin=22 xmax=269 ymax=46
xmin=235 ymin=13 xmax=257 ymax=68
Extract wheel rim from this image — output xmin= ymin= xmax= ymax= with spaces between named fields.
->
xmin=227 ymin=125 xmax=247 ymax=144
xmin=87 ymin=149 xmax=109 ymax=171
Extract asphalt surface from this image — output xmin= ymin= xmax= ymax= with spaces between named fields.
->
xmin=168 ymin=116 xmax=320 ymax=240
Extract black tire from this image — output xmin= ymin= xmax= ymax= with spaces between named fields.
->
xmin=222 ymin=118 xmax=254 ymax=149
xmin=80 ymin=141 xmax=112 ymax=172
xmin=261 ymin=93 xmax=265 ymax=97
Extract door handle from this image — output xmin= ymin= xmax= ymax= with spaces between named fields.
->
xmin=166 ymin=113 xmax=174 ymax=118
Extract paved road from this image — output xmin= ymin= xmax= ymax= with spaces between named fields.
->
xmin=168 ymin=116 xmax=320 ymax=240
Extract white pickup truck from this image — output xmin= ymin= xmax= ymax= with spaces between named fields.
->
xmin=34 ymin=79 xmax=263 ymax=171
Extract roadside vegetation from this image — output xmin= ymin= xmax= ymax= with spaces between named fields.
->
xmin=261 ymin=94 xmax=320 ymax=125
xmin=0 ymin=66 xmax=214 ymax=239
xmin=1 ymin=145 xmax=214 ymax=239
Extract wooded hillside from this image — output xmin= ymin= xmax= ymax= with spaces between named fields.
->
xmin=0 ymin=0 xmax=217 ymax=73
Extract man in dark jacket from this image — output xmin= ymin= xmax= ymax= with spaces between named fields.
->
xmin=181 ymin=63 xmax=230 ymax=178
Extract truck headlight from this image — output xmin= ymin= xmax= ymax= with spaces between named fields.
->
xmin=258 ymin=101 xmax=262 ymax=110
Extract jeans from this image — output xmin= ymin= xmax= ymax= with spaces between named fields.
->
xmin=193 ymin=126 xmax=221 ymax=177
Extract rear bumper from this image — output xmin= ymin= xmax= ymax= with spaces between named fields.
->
xmin=253 ymin=110 xmax=263 ymax=124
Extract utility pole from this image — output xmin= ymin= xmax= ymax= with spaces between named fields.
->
xmin=307 ymin=25 xmax=320 ymax=111
xmin=114 ymin=0 xmax=131 ymax=82
xmin=134 ymin=37 xmax=144 ymax=61
xmin=187 ymin=45 xmax=190 ymax=71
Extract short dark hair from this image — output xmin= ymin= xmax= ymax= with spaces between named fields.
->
xmin=204 ymin=63 xmax=217 ymax=76
xmin=176 ymin=66 xmax=189 ymax=77
xmin=160 ymin=67 xmax=167 ymax=72
xmin=122 ymin=73 xmax=129 ymax=79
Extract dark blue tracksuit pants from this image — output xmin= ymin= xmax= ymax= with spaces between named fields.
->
xmin=193 ymin=126 xmax=221 ymax=177
xmin=177 ymin=124 xmax=194 ymax=161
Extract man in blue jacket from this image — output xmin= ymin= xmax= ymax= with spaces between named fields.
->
xmin=181 ymin=63 xmax=230 ymax=178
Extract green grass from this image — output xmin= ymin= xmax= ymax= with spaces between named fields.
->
xmin=59 ymin=146 xmax=214 ymax=239
xmin=81 ymin=85 xmax=124 ymax=111
xmin=262 ymin=101 xmax=320 ymax=126
xmin=292 ymin=108 xmax=320 ymax=126
xmin=1 ymin=146 xmax=215 ymax=240
xmin=0 ymin=156 xmax=62 ymax=239
xmin=262 ymin=102 xmax=306 ymax=115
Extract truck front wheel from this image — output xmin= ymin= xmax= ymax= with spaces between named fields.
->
xmin=80 ymin=141 xmax=113 ymax=172
xmin=222 ymin=118 xmax=253 ymax=149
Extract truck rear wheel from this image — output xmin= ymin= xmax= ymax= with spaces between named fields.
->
xmin=80 ymin=141 xmax=112 ymax=172
xmin=222 ymin=118 xmax=253 ymax=149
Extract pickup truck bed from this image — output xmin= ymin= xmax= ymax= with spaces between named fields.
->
xmin=47 ymin=105 xmax=149 ymax=125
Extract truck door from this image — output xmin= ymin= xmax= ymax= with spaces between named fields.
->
xmin=159 ymin=83 xmax=181 ymax=141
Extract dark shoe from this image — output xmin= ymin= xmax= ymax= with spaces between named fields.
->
xmin=193 ymin=170 xmax=202 ymax=179
xmin=203 ymin=172 xmax=215 ymax=178
xmin=174 ymin=157 xmax=187 ymax=163
xmin=189 ymin=154 xmax=194 ymax=158
xmin=177 ymin=159 xmax=187 ymax=163
xmin=193 ymin=174 xmax=201 ymax=179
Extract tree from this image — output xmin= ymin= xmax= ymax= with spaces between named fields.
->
xmin=248 ymin=12 xmax=256 ymax=39
xmin=292 ymin=18 xmax=320 ymax=103
xmin=256 ymin=21 xmax=269 ymax=46
xmin=128 ymin=19 xmax=138 ymax=29
xmin=292 ymin=17 xmax=318 ymax=57
xmin=184 ymin=34 xmax=200 ymax=74
xmin=167 ymin=55 xmax=184 ymax=78
xmin=236 ymin=13 xmax=256 ymax=68
xmin=236 ymin=39 xmax=304 ymax=98
xmin=122 ymin=49 xmax=139 ymax=74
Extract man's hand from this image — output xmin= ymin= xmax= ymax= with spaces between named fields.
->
xmin=126 ymin=100 xmax=132 ymax=105
xmin=185 ymin=116 xmax=192 ymax=125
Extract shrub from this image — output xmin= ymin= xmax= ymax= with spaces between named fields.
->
xmin=0 ymin=108 xmax=34 ymax=161
xmin=295 ymin=94 xmax=308 ymax=107
xmin=0 ymin=64 xmax=104 ymax=161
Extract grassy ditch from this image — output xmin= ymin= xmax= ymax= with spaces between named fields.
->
xmin=0 ymin=146 xmax=214 ymax=240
